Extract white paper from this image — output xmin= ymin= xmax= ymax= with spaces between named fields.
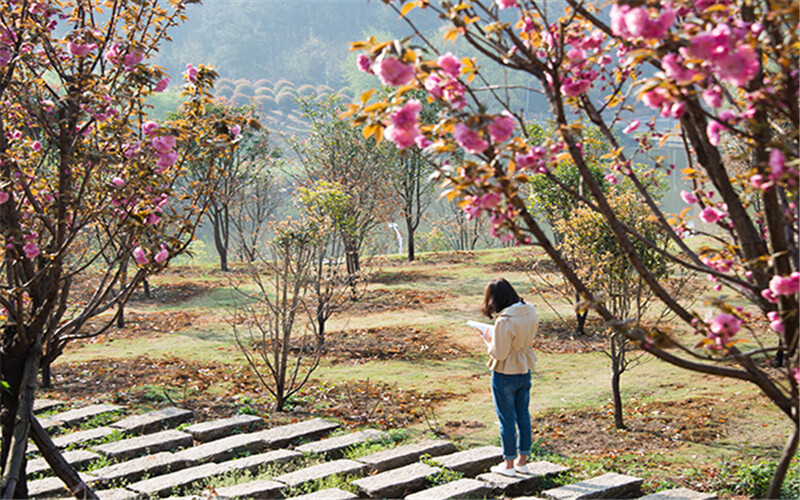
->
xmin=467 ymin=320 xmax=494 ymax=339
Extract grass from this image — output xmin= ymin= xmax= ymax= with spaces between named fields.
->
xmin=52 ymin=246 xmax=793 ymax=499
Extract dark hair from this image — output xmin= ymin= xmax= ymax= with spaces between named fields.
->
xmin=481 ymin=278 xmax=522 ymax=318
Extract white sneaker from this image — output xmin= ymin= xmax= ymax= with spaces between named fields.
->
xmin=515 ymin=464 xmax=530 ymax=474
xmin=490 ymin=464 xmax=517 ymax=477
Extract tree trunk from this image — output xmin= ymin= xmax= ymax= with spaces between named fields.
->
xmin=406 ymin=218 xmax=416 ymax=262
xmin=575 ymin=310 xmax=588 ymax=336
xmin=767 ymin=423 xmax=799 ymax=498
xmin=611 ymin=368 xmax=625 ymax=430
xmin=30 ymin=417 xmax=98 ymax=499
xmin=40 ymin=362 xmax=51 ymax=389
xmin=142 ymin=278 xmax=151 ymax=299
xmin=1 ymin=346 xmax=40 ymax=499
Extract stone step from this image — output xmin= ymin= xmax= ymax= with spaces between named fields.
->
xmin=274 ymin=458 xmax=370 ymax=489
xmin=296 ymin=429 xmax=387 ymax=458
xmin=172 ymin=430 xmax=269 ymax=465
xmin=182 ymin=414 xmax=264 ymax=442
xmin=212 ymin=479 xmax=285 ymax=499
xmin=28 ymin=472 xmax=98 ymax=498
xmin=286 ymin=488 xmax=360 ymax=499
xmin=33 ymin=399 xmax=67 ymax=414
xmin=405 ymin=477 xmax=493 ymax=500
xmin=110 ymin=407 xmax=193 ymax=435
xmin=258 ymin=417 xmax=340 ymax=448
xmin=356 ymin=439 xmax=456 ymax=472
xmin=639 ymin=488 xmax=717 ymax=500
xmin=351 ymin=462 xmax=442 ymax=499
xmin=431 ymin=445 xmax=503 ymax=476
xmin=39 ymin=404 xmax=124 ymax=429
xmin=91 ymin=451 xmax=188 ymax=486
xmin=27 ymin=449 xmax=100 ymax=477
xmin=541 ymin=472 xmax=643 ymax=500
xmin=94 ymin=487 xmax=137 ymax=500
xmin=92 ymin=429 xmax=193 ymax=461
xmin=48 ymin=426 xmax=118 ymax=451
xmin=477 ymin=460 xmax=570 ymax=497
xmin=125 ymin=449 xmax=300 ymax=497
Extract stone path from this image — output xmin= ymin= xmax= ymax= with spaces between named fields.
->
xmin=23 ymin=399 xmax=718 ymax=499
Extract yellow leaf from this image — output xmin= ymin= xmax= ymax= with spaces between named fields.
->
xmin=444 ymin=27 xmax=461 ymax=43
xmin=556 ymin=152 xmax=572 ymax=164
xmin=360 ymin=89 xmax=375 ymax=105
xmin=362 ymin=123 xmax=377 ymax=139
xmin=400 ymin=1 xmax=417 ymax=17
xmin=364 ymin=101 xmax=387 ymax=113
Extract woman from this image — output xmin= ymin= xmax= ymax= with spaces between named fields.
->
xmin=478 ymin=278 xmax=538 ymax=477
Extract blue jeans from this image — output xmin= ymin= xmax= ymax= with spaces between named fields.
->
xmin=491 ymin=371 xmax=532 ymax=460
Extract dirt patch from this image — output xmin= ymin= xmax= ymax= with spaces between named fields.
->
xmin=129 ymin=281 xmax=218 ymax=304
xmin=77 ymin=311 xmax=200 ymax=345
xmin=323 ymin=326 xmax=468 ymax=364
xmin=43 ymin=356 xmax=455 ymax=430
xmin=533 ymin=318 xmax=608 ymax=353
xmin=348 ymin=288 xmax=450 ymax=314
xmin=369 ymin=269 xmax=436 ymax=285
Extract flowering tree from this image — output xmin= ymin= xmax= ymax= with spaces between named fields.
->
xmin=0 ymin=0 xmax=240 ymax=497
xmin=349 ymin=0 xmax=798 ymax=495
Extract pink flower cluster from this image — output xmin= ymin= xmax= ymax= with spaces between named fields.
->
xmin=684 ymin=24 xmax=760 ymax=88
xmin=610 ymin=4 xmax=675 ymax=40
xmin=463 ymin=191 xmax=503 ymax=220
xmin=425 ymin=72 xmax=466 ymax=109
xmin=375 ymin=56 xmax=414 ymax=87
xmin=453 ymin=124 xmax=488 ymax=155
xmin=133 ymin=245 xmax=168 ymax=266
xmin=105 ymin=43 xmax=143 ymax=72
xmin=750 ymin=149 xmax=799 ymax=191
xmin=384 ymin=99 xmax=422 ymax=150
xmin=707 ymin=312 xmax=741 ymax=349
xmin=141 ymin=121 xmax=179 ymax=173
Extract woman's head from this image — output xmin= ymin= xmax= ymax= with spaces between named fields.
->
xmin=482 ymin=278 xmax=522 ymax=318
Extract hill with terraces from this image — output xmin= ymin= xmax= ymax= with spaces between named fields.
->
xmin=25 ymin=399 xmax=718 ymax=499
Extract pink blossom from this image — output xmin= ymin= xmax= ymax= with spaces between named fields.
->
xmin=151 ymin=135 xmax=176 ymax=154
xmin=123 ymin=52 xmax=143 ymax=71
xmin=702 ymin=86 xmax=723 ymax=109
xmin=706 ymin=120 xmax=723 ymax=146
xmin=67 ymin=41 xmax=97 ymax=57
xmin=680 ymin=190 xmax=699 ymax=204
xmin=769 ymin=272 xmax=800 ymax=296
xmin=769 ymin=149 xmax=785 ymax=178
xmin=623 ymin=120 xmax=640 ymax=134
xmin=477 ymin=191 xmax=503 ymax=209
xmin=111 ymin=177 xmax=126 ymax=188
xmin=716 ymin=45 xmax=759 ymax=87
xmin=699 ymin=207 xmax=723 ymax=224
xmin=561 ymin=77 xmax=591 ymax=97
xmin=375 ymin=56 xmax=414 ymax=87
xmin=231 ymin=124 xmax=242 ymax=137
xmin=105 ymin=43 xmax=122 ymax=64
xmin=496 ymin=0 xmax=517 ymax=8
xmin=769 ymin=311 xmax=785 ymax=333
xmin=424 ymin=73 xmax=444 ymax=99
xmin=488 ymin=112 xmax=515 ymax=143
xmin=155 ymin=150 xmax=178 ymax=172
xmin=185 ymin=64 xmax=198 ymax=82
xmin=605 ymin=173 xmax=619 ymax=185
xmin=23 ymin=242 xmax=39 ymax=259
xmin=155 ymin=245 xmax=169 ymax=263
xmin=384 ymin=99 xmax=422 ymax=150
xmin=453 ymin=124 xmax=488 ymax=154
xmin=441 ymin=79 xmax=466 ymax=109
xmin=142 ymin=121 xmax=158 ymax=136
xmin=357 ymin=54 xmax=373 ymax=74
xmin=662 ymin=54 xmax=696 ymax=85
xmin=31 ymin=140 xmax=42 ymax=152
xmin=437 ymin=52 xmax=461 ymax=77
xmin=641 ymin=88 xmax=667 ymax=109
xmin=385 ymin=125 xmax=421 ymax=149
xmin=749 ymin=174 xmax=772 ymax=191
xmin=761 ymin=288 xmax=780 ymax=304
xmin=0 ymin=192 xmax=8 ymax=205
xmin=708 ymin=312 xmax=740 ymax=347
xmin=146 ymin=212 xmax=162 ymax=225
xmin=415 ymin=135 xmax=433 ymax=149
xmin=133 ymin=247 xmax=148 ymax=265
xmin=154 ymin=77 xmax=170 ymax=92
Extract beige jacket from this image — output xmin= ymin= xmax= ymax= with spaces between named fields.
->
xmin=487 ymin=301 xmax=538 ymax=374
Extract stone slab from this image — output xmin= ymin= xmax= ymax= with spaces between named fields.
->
xmin=295 ymin=429 xmax=387 ymax=458
xmin=126 ymin=449 xmax=300 ymax=497
xmin=182 ymin=414 xmax=264 ymax=442
xmin=93 ymin=429 xmax=192 ymax=460
xmin=173 ymin=431 xmax=268 ymax=465
xmin=640 ymin=488 xmax=717 ymax=500
xmin=52 ymin=426 xmax=118 ymax=449
xmin=431 ymin=445 xmax=503 ymax=476
xmin=274 ymin=459 xmax=369 ymax=488
xmin=92 ymin=451 xmax=188 ymax=486
xmin=258 ymin=417 xmax=340 ymax=448
xmin=33 ymin=399 xmax=67 ymax=413
xmin=40 ymin=404 xmax=124 ymax=428
xmin=110 ymin=407 xmax=193 ymax=435
xmin=95 ymin=487 xmax=138 ymax=500
xmin=477 ymin=460 xmax=570 ymax=497
xmin=405 ymin=478 xmax=493 ymax=500
xmin=356 ymin=439 xmax=456 ymax=472
xmin=352 ymin=462 xmax=442 ymax=499
xmin=542 ymin=472 xmax=643 ymax=500
xmin=28 ymin=472 xmax=97 ymax=498
xmin=286 ymin=488 xmax=360 ymax=499
xmin=27 ymin=449 xmax=100 ymax=477
xmin=213 ymin=479 xmax=284 ymax=499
